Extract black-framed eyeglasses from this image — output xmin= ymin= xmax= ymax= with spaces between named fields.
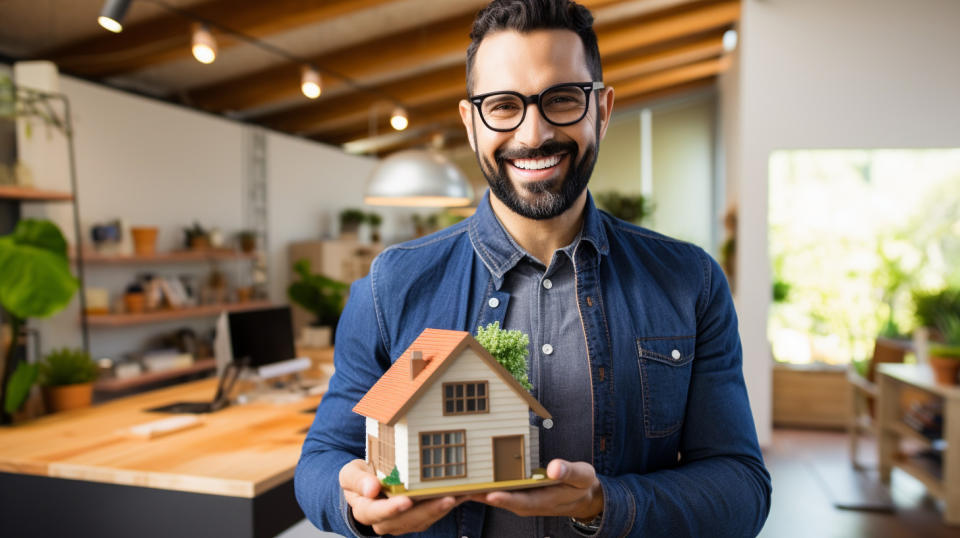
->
xmin=469 ymin=81 xmax=604 ymax=132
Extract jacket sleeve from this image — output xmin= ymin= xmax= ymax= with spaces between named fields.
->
xmin=595 ymin=254 xmax=772 ymax=538
xmin=294 ymin=269 xmax=391 ymax=537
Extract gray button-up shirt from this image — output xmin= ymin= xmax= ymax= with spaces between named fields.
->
xmin=483 ymin=222 xmax=595 ymax=538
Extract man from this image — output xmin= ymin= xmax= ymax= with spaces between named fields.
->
xmin=295 ymin=1 xmax=771 ymax=536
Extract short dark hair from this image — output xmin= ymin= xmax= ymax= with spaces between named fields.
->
xmin=466 ymin=0 xmax=602 ymax=93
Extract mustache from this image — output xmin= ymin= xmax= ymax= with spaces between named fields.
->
xmin=495 ymin=140 xmax=579 ymax=162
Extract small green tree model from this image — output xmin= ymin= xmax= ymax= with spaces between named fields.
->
xmin=382 ymin=466 xmax=402 ymax=486
xmin=474 ymin=322 xmax=532 ymax=390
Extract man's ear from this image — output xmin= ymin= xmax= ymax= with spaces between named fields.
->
xmin=597 ymin=86 xmax=615 ymax=141
xmin=459 ymin=99 xmax=477 ymax=152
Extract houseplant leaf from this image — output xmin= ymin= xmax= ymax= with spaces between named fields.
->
xmin=4 ymin=361 xmax=38 ymax=415
xmin=0 ymin=219 xmax=78 ymax=319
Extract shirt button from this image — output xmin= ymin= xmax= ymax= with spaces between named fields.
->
xmin=488 ymin=297 xmax=500 ymax=308
xmin=541 ymin=344 xmax=553 ymax=355
xmin=672 ymin=349 xmax=681 ymax=360
xmin=543 ymin=418 xmax=554 ymax=429
xmin=542 ymin=278 xmax=553 ymax=289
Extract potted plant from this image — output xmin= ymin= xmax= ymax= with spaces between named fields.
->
xmin=38 ymin=348 xmax=99 ymax=412
xmin=929 ymin=314 xmax=960 ymax=385
xmin=287 ymin=258 xmax=348 ymax=347
xmin=339 ymin=209 xmax=366 ymax=240
xmin=594 ymin=191 xmax=654 ymax=224
xmin=0 ymin=219 xmax=79 ymax=424
xmin=366 ymin=213 xmax=383 ymax=243
xmin=124 ymin=282 xmax=146 ymax=313
xmin=183 ymin=221 xmax=210 ymax=250
xmin=913 ymin=287 xmax=960 ymax=341
xmin=237 ymin=230 xmax=257 ymax=253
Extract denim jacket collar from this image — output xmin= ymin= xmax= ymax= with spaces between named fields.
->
xmin=468 ymin=189 xmax=610 ymax=288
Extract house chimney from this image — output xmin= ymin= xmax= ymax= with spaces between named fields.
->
xmin=410 ymin=350 xmax=425 ymax=380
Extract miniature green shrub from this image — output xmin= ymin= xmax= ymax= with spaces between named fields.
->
xmin=475 ymin=322 xmax=532 ymax=390
xmin=382 ymin=466 xmax=402 ymax=486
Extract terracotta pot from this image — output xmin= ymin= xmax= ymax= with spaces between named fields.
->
xmin=130 ymin=227 xmax=158 ymax=255
xmin=43 ymin=383 xmax=94 ymax=412
xmin=189 ymin=235 xmax=211 ymax=250
xmin=239 ymin=235 xmax=256 ymax=253
xmin=236 ymin=286 xmax=253 ymax=302
xmin=124 ymin=292 xmax=146 ymax=313
xmin=930 ymin=355 xmax=960 ymax=385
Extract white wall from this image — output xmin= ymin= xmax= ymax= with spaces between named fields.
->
xmin=14 ymin=73 xmax=376 ymax=360
xmin=731 ymin=0 xmax=960 ymax=446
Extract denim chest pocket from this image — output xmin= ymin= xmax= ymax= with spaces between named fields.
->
xmin=636 ymin=336 xmax=696 ymax=438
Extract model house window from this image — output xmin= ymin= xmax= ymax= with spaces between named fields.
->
xmin=421 ymin=430 xmax=466 ymax=479
xmin=442 ymin=382 xmax=488 ymax=415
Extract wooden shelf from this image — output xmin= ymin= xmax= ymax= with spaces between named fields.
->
xmin=75 ymin=248 xmax=257 ymax=265
xmin=0 ymin=185 xmax=74 ymax=202
xmin=895 ymin=454 xmax=945 ymax=498
xmin=87 ymin=301 xmax=274 ymax=327
xmin=94 ymin=359 xmax=216 ymax=393
xmin=886 ymin=420 xmax=936 ymax=448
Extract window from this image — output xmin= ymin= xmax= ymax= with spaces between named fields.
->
xmin=420 ymin=430 xmax=466 ymax=480
xmin=442 ymin=382 xmax=488 ymax=415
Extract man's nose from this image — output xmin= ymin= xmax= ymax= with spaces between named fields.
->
xmin=513 ymin=103 xmax=555 ymax=148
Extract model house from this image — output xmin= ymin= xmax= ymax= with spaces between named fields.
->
xmin=352 ymin=328 xmax=551 ymax=495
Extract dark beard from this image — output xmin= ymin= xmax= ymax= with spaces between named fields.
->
xmin=476 ymin=138 xmax=597 ymax=220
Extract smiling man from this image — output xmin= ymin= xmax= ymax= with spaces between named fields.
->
xmin=295 ymin=1 xmax=771 ymax=537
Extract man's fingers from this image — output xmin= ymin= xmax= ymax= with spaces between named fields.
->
xmin=372 ymin=496 xmax=457 ymax=535
xmin=338 ymin=459 xmax=381 ymax=498
xmin=347 ymin=491 xmax=414 ymax=525
xmin=547 ymin=459 xmax=596 ymax=489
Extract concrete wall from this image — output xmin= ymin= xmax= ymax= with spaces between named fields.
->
xmin=731 ymin=0 xmax=960 ymax=446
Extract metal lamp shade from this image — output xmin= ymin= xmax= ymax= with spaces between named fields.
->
xmin=364 ymin=150 xmax=474 ymax=207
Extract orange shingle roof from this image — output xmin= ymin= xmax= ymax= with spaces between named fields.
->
xmin=352 ymin=328 xmax=550 ymax=425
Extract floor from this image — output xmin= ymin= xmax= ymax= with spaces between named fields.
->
xmin=280 ymin=428 xmax=959 ymax=537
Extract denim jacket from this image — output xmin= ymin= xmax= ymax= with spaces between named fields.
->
xmin=295 ymin=191 xmax=771 ymax=538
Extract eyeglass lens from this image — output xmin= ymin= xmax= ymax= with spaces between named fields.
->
xmin=480 ymin=85 xmax=588 ymax=130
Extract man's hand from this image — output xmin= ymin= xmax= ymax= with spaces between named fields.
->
xmin=469 ymin=459 xmax=604 ymax=520
xmin=339 ymin=459 xmax=465 ymax=535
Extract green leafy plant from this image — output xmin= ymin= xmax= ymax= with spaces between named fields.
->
xmin=382 ymin=466 xmax=402 ymax=486
xmin=913 ymin=288 xmax=960 ymax=330
xmin=0 ymin=75 xmax=69 ymax=139
xmin=594 ymin=191 xmax=654 ymax=224
xmin=474 ymin=322 xmax=532 ymax=390
xmin=365 ymin=213 xmax=383 ymax=227
xmin=340 ymin=209 xmax=366 ymax=235
xmin=38 ymin=348 xmax=99 ymax=387
xmin=0 ymin=219 xmax=79 ymax=419
xmin=930 ymin=314 xmax=960 ymax=360
xmin=183 ymin=221 xmax=209 ymax=247
xmin=287 ymin=259 xmax=348 ymax=327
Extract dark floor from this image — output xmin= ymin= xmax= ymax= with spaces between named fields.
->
xmin=761 ymin=428 xmax=960 ymax=538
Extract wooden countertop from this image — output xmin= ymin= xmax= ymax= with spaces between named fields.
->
xmin=0 ymin=375 xmax=326 ymax=498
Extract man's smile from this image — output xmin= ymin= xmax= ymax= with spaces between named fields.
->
xmin=506 ymin=153 xmax=568 ymax=182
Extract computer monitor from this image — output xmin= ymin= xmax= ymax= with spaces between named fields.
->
xmin=227 ymin=306 xmax=310 ymax=379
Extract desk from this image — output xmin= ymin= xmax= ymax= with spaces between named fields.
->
xmin=877 ymin=363 xmax=960 ymax=525
xmin=0 ymin=372 xmax=327 ymax=537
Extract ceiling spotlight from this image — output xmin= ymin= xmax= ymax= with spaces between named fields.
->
xmin=722 ymin=29 xmax=738 ymax=52
xmin=301 ymin=66 xmax=322 ymax=99
xmin=192 ymin=24 xmax=217 ymax=64
xmin=98 ymin=0 xmax=131 ymax=33
xmin=390 ymin=107 xmax=409 ymax=131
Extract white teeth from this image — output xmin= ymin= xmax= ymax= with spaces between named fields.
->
xmin=511 ymin=154 xmax=562 ymax=170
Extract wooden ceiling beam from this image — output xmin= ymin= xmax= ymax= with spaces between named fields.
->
xmin=187 ymin=0 xmax=711 ymax=114
xmin=262 ymin=65 xmax=466 ymax=134
xmin=307 ymin=32 xmax=726 ymax=142
xmin=330 ymin=53 xmax=730 ymax=153
xmin=43 ymin=0 xmax=399 ymax=77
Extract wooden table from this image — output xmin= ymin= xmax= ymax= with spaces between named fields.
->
xmin=877 ymin=363 xmax=960 ymax=525
xmin=0 ymin=373 xmax=327 ymax=537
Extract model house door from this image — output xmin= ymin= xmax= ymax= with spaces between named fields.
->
xmin=493 ymin=435 xmax=524 ymax=481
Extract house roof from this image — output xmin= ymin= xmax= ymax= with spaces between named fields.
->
xmin=352 ymin=328 xmax=550 ymax=426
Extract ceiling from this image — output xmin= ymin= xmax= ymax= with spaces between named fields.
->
xmin=0 ymin=0 xmax=739 ymax=155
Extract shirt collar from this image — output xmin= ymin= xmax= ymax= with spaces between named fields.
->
xmin=468 ymin=189 xmax=609 ymax=286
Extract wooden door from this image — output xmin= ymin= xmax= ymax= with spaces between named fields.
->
xmin=493 ymin=435 xmax=524 ymax=481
